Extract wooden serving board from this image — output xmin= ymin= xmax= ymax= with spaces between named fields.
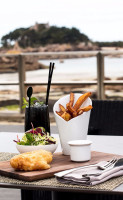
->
xmin=0 ymin=151 xmax=122 ymax=182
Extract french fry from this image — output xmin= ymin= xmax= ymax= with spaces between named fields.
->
xmin=77 ymin=109 xmax=83 ymax=115
xmin=73 ymin=111 xmax=77 ymax=118
xmin=69 ymin=93 xmax=74 ymax=107
xmin=77 ymin=105 xmax=93 ymax=113
xmin=67 ymin=104 xmax=75 ymax=115
xmin=66 ymin=103 xmax=70 ymax=107
xmin=56 ymin=92 xmax=92 ymax=121
xmin=67 ymin=104 xmax=77 ymax=118
xmin=66 ymin=103 xmax=70 ymax=112
xmin=61 ymin=112 xmax=72 ymax=121
xmin=56 ymin=111 xmax=64 ymax=116
xmin=73 ymin=92 xmax=92 ymax=111
xmin=65 ymin=112 xmax=72 ymax=121
xmin=59 ymin=104 xmax=66 ymax=112
xmin=61 ymin=112 xmax=65 ymax=119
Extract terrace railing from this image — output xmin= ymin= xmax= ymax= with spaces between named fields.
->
xmin=0 ymin=51 xmax=123 ymax=113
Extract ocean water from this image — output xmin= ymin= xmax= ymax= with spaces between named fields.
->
xmin=40 ymin=57 xmax=123 ymax=78
xmin=0 ymin=57 xmax=123 ymax=91
xmin=40 ymin=57 xmax=97 ymax=74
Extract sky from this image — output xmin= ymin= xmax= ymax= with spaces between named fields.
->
xmin=0 ymin=0 xmax=123 ymax=42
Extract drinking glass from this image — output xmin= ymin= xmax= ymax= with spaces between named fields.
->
xmin=25 ymin=104 xmax=50 ymax=134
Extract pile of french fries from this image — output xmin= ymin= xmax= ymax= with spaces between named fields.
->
xmin=56 ymin=92 xmax=93 ymax=121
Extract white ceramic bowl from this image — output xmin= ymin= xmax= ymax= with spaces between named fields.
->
xmin=16 ymin=143 xmax=58 ymax=154
xmin=68 ymin=140 xmax=92 ymax=162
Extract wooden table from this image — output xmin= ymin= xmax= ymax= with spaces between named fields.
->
xmin=0 ymin=131 xmax=123 ymax=200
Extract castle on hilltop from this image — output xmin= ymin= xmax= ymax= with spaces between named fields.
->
xmin=30 ymin=22 xmax=50 ymax=31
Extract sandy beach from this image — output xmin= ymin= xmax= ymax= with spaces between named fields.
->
xmin=0 ymin=69 xmax=123 ymax=104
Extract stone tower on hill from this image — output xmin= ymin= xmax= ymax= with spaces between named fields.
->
xmin=30 ymin=22 xmax=50 ymax=31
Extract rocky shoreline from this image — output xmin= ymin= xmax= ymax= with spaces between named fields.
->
xmin=0 ymin=56 xmax=48 ymax=73
xmin=1 ymin=43 xmax=123 ymax=73
xmin=0 ymin=42 xmax=99 ymax=73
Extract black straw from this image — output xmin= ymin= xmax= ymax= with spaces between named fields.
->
xmin=46 ymin=62 xmax=55 ymax=105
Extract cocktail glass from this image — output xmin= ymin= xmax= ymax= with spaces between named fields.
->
xmin=25 ymin=104 xmax=50 ymax=134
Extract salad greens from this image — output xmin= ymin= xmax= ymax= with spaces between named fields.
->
xmin=22 ymin=97 xmax=44 ymax=109
xmin=14 ymin=127 xmax=56 ymax=146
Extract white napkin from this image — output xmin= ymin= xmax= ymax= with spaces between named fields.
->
xmin=55 ymin=161 xmax=123 ymax=186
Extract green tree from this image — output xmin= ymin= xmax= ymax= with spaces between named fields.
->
xmin=1 ymin=25 xmax=90 ymax=48
xmin=1 ymin=28 xmax=27 ymax=47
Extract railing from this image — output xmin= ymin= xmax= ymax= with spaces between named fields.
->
xmin=0 ymin=51 xmax=123 ymax=113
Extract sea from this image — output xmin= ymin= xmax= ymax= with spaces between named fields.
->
xmin=40 ymin=57 xmax=123 ymax=78
xmin=0 ymin=57 xmax=123 ymax=91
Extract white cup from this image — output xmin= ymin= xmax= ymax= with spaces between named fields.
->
xmin=53 ymin=93 xmax=92 ymax=155
xmin=68 ymin=140 xmax=92 ymax=162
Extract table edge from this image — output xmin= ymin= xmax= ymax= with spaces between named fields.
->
xmin=0 ymin=182 xmax=123 ymax=195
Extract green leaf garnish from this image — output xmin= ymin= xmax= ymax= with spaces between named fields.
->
xmin=22 ymin=97 xmax=44 ymax=109
xmin=30 ymin=97 xmax=38 ymax=104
